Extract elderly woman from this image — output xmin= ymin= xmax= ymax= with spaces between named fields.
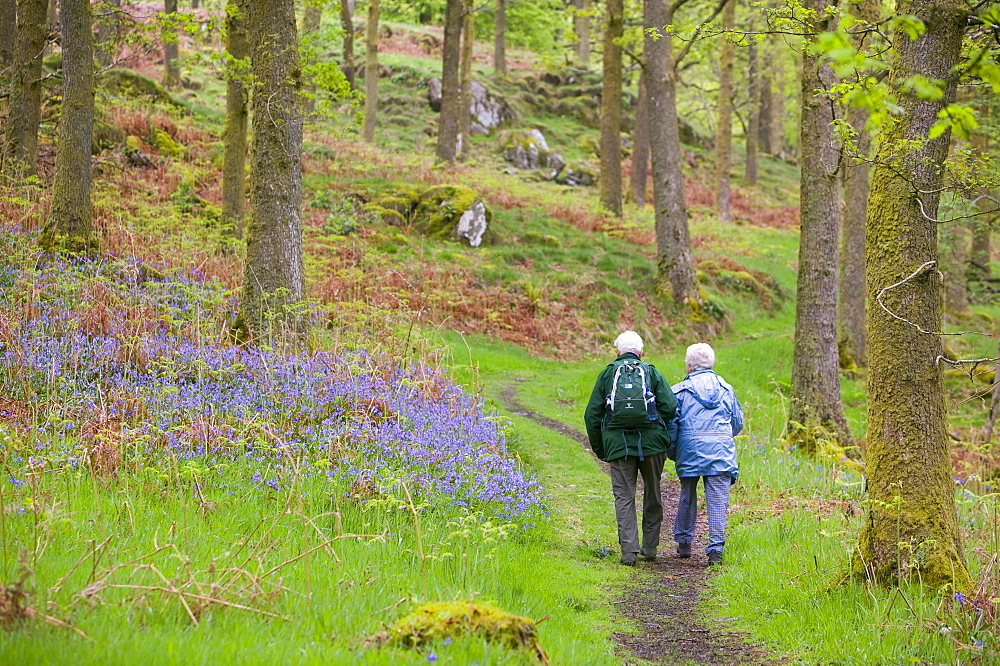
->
xmin=668 ymin=343 xmax=743 ymax=566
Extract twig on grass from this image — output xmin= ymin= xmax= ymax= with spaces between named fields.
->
xmin=23 ymin=606 xmax=94 ymax=642
xmin=49 ymin=535 xmax=113 ymax=596
xmin=106 ymin=584 xmax=288 ymax=620
xmin=371 ymin=596 xmax=409 ymax=616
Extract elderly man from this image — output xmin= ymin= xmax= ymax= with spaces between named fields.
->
xmin=669 ymin=343 xmax=743 ymax=566
xmin=584 ymin=331 xmax=677 ymax=566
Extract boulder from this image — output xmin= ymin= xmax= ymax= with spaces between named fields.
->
xmin=557 ymin=168 xmax=596 ymax=187
xmin=98 ymin=68 xmax=180 ymax=106
xmin=427 ymin=78 xmax=516 ymax=132
xmin=427 ymin=77 xmax=442 ymax=112
xmin=412 ymin=185 xmax=493 ymax=247
xmin=499 ymin=129 xmax=549 ymax=170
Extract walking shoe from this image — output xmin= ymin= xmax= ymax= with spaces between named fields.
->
xmin=640 ymin=548 xmax=657 ymax=562
xmin=620 ymin=552 xmax=637 ymax=566
xmin=707 ymin=552 xmax=723 ymax=566
xmin=675 ymin=543 xmax=691 ymax=558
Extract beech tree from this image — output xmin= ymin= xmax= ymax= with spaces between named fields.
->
xmin=786 ymin=0 xmax=851 ymax=449
xmin=163 ymin=0 xmax=180 ymax=88
xmin=457 ymin=0 xmax=473 ymax=155
xmin=340 ymin=0 xmax=356 ymax=88
xmin=574 ymin=0 xmax=590 ymax=69
xmin=630 ymin=71 xmax=650 ymax=207
xmin=855 ymin=0 xmax=972 ymax=590
xmin=435 ymin=0 xmax=463 ymax=163
xmin=745 ymin=35 xmax=759 ymax=185
xmin=713 ymin=0 xmax=735 ymax=220
xmin=362 ymin=0 xmax=380 ymax=143
xmin=4 ymin=0 xmax=47 ymax=175
xmin=221 ymin=0 xmax=248 ymax=239
xmin=41 ymin=0 xmax=94 ymax=255
xmin=645 ymin=0 xmax=698 ymax=304
xmin=493 ymin=0 xmax=505 ymax=77
xmin=598 ymin=0 xmax=623 ymax=216
xmin=236 ymin=0 xmax=305 ymax=341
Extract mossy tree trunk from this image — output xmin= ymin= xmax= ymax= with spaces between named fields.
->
xmin=598 ymin=0 xmax=623 ymax=216
xmin=362 ymin=0 xmax=380 ymax=144
xmin=645 ymin=0 xmax=697 ymax=304
xmin=758 ymin=56 xmax=772 ymax=155
xmin=574 ymin=0 xmax=590 ymax=69
xmin=435 ymin=0 xmax=462 ymax=164
xmin=787 ymin=0 xmax=851 ymax=449
xmin=744 ymin=35 xmax=759 ymax=185
xmin=4 ymin=0 xmax=47 ymax=175
xmin=941 ymin=222 xmax=969 ymax=315
xmin=856 ymin=0 xmax=972 ymax=591
xmin=237 ymin=0 xmax=304 ymax=342
xmin=493 ymin=0 xmax=505 ymax=77
xmin=163 ymin=0 xmax=180 ymax=88
xmin=457 ymin=0 xmax=473 ymax=156
xmin=713 ymin=0 xmax=735 ymax=220
xmin=769 ymin=35 xmax=785 ymax=157
xmin=340 ymin=0 xmax=355 ymax=88
xmin=95 ymin=0 xmax=122 ymax=68
xmin=42 ymin=0 xmax=95 ymax=255
xmin=221 ymin=0 xmax=248 ymax=240
xmin=969 ymin=127 xmax=993 ymax=284
xmin=837 ymin=0 xmax=878 ymax=369
xmin=630 ymin=69 xmax=649 ymax=207
xmin=0 ymin=0 xmax=15 ymax=67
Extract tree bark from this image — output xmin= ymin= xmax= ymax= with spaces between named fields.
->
xmin=941 ymin=222 xmax=969 ymax=315
xmin=95 ymin=0 xmax=122 ymax=68
xmin=713 ymin=0 xmax=735 ymax=220
xmin=493 ymin=0 xmax=505 ymax=77
xmin=769 ymin=35 xmax=785 ymax=157
xmin=221 ymin=0 xmax=248 ymax=240
xmin=435 ymin=0 xmax=462 ymax=164
xmin=237 ymin=0 xmax=305 ymax=342
xmin=630 ymin=69 xmax=650 ymax=207
xmin=300 ymin=1 xmax=322 ymax=114
xmin=457 ymin=0 xmax=473 ymax=155
xmin=969 ymin=128 xmax=993 ymax=284
xmin=574 ymin=0 xmax=590 ymax=69
xmin=0 ymin=0 xmax=15 ymax=67
xmin=41 ymin=0 xmax=94 ymax=255
xmin=340 ymin=0 xmax=355 ymax=88
xmin=361 ymin=0 xmax=380 ymax=143
xmin=598 ymin=0 xmax=623 ymax=216
xmin=758 ymin=61 xmax=773 ymax=155
xmin=745 ymin=35 xmax=759 ymax=185
xmin=163 ymin=0 xmax=180 ymax=89
xmin=4 ymin=0 xmax=46 ymax=175
xmin=645 ymin=0 xmax=698 ymax=304
xmin=787 ymin=0 xmax=851 ymax=449
xmin=855 ymin=0 xmax=972 ymax=591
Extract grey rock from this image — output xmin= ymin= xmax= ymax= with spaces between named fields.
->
xmin=427 ymin=77 xmax=442 ymax=112
xmin=470 ymin=80 xmax=516 ymax=130
xmin=455 ymin=200 xmax=490 ymax=247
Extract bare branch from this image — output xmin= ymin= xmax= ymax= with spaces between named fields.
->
xmin=876 ymin=260 xmax=990 ymax=337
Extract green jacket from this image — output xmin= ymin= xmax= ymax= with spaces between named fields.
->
xmin=583 ymin=353 xmax=677 ymax=462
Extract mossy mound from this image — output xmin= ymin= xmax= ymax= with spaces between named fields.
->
xmin=413 ymin=185 xmax=494 ymax=246
xmin=152 ymin=129 xmax=184 ymax=158
xmin=696 ymin=259 xmax=784 ymax=311
xmin=377 ymin=601 xmax=548 ymax=662
xmin=98 ymin=68 xmax=181 ymax=106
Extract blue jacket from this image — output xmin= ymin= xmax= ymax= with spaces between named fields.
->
xmin=668 ymin=370 xmax=743 ymax=479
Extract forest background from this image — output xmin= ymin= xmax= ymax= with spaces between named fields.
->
xmin=2 ymin=0 xmax=1000 ymax=663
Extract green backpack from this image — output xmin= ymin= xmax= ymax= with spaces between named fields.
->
xmin=604 ymin=359 xmax=659 ymax=430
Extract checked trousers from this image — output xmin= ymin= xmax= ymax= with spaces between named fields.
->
xmin=673 ymin=474 xmax=732 ymax=555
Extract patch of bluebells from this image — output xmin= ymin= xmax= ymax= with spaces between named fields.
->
xmin=0 ymin=252 xmax=545 ymax=521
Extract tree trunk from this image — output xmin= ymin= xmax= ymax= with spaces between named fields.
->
xmin=237 ymin=0 xmax=304 ymax=342
xmin=361 ymin=0 xmax=380 ymax=143
xmin=941 ymin=222 xmax=969 ymax=315
xmin=41 ymin=0 xmax=94 ymax=255
xmin=493 ymin=0 xmax=505 ymax=77
xmin=4 ymin=0 xmax=46 ymax=175
xmin=645 ymin=0 xmax=697 ymax=304
xmin=838 ymin=103 xmax=870 ymax=368
xmin=969 ymin=128 xmax=993 ymax=284
xmin=713 ymin=0 xmax=735 ymax=220
xmin=758 ymin=64 xmax=773 ymax=155
xmin=984 ymin=339 xmax=1000 ymax=442
xmin=457 ymin=0 xmax=473 ymax=155
xmin=598 ymin=0 xmax=623 ymax=216
xmin=769 ymin=35 xmax=785 ymax=157
xmin=95 ymin=0 xmax=122 ymax=68
xmin=574 ymin=0 xmax=590 ymax=69
xmin=744 ymin=35 xmax=759 ymax=185
xmin=221 ymin=0 xmax=248 ymax=240
xmin=0 ymin=0 xmax=15 ymax=67
xmin=630 ymin=69 xmax=650 ymax=207
xmin=163 ymin=0 xmax=180 ymax=88
xmin=300 ymin=1 xmax=322 ymax=114
xmin=192 ymin=0 xmax=199 ymax=8
xmin=435 ymin=0 xmax=462 ymax=164
xmin=340 ymin=0 xmax=355 ymax=88
xmin=787 ymin=0 xmax=851 ymax=449
xmin=855 ymin=0 xmax=972 ymax=591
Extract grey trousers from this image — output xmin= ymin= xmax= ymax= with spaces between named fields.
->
xmin=674 ymin=474 xmax=731 ymax=555
xmin=609 ymin=453 xmax=667 ymax=556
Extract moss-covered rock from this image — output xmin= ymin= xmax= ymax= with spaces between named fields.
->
xmin=98 ymin=68 xmax=181 ymax=106
xmin=92 ymin=121 xmax=126 ymax=152
xmin=413 ymin=185 xmax=493 ymax=247
xmin=373 ymin=601 xmax=547 ymax=662
xmin=152 ymin=129 xmax=184 ymax=158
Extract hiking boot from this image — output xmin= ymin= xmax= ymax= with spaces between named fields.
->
xmin=640 ymin=548 xmax=657 ymax=562
xmin=707 ymin=552 xmax=723 ymax=566
xmin=675 ymin=543 xmax=691 ymax=559
xmin=620 ymin=552 xmax=637 ymax=566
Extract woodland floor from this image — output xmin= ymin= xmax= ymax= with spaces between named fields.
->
xmin=501 ymin=385 xmax=772 ymax=665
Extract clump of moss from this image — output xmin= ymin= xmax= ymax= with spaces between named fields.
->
xmin=520 ymin=231 xmax=561 ymax=248
xmin=152 ymin=129 xmax=184 ymax=158
xmin=372 ymin=601 xmax=548 ymax=663
xmin=98 ymin=68 xmax=180 ymax=106
xmin=413 ymin=185 xmax=493 ymax=245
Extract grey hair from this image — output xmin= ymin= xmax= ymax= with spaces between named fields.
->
xmin=685 ymin=343 xmax=715 ymax=372
xmin=614 ymin=330 xmax=644 ymax=354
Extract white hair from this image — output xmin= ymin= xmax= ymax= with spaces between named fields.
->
xmin=614 ymin=330 xmax=644 ymax=355
xmin=685 ymin=343 xmax=715 ymax=372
